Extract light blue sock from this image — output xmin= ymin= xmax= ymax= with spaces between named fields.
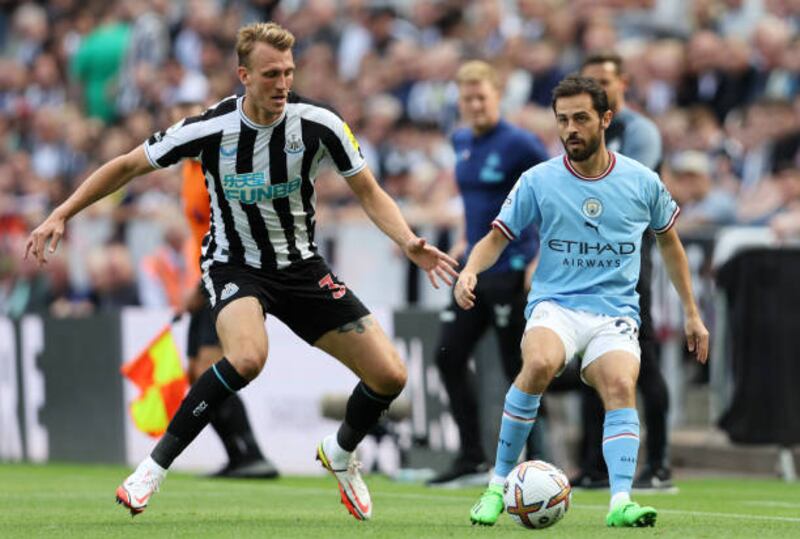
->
xmin=602 ymin=408 xmax=640 ymax=497
xmin=492 ymin=385 xmax=540 ymax=484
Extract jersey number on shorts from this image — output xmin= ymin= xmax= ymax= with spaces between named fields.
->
xmin=318 ymin=273 xmax=346 ymax=300
xmin=615 ymin=318 xmax=638 ymax=341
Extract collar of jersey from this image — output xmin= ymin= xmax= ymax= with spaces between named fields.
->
xmin=563 ymin=151 xmax=616 ymax=181
xmin=238 ymin=95 xmax=286 ymax=129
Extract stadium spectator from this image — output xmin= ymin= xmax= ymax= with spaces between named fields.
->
xmin=666 ymin=150 xmax=738 ymax=233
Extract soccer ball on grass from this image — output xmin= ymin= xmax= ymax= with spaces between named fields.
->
xmin=503 ymin=460 xmax=572 ymax=529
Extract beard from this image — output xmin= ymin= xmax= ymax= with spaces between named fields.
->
xmin=561 ymin=131 xmax=602 ymax=162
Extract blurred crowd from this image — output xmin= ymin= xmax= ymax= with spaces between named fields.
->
xmin=1 ymin=0 xmax=799 ymax=319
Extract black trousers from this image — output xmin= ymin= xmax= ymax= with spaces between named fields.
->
xmin=434 ymin=271 xmax=536 ymax=464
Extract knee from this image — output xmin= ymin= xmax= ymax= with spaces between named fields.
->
xmin=602 ymin=375 xmax=637 ymax=406
xmin=227 ymin=342 xmax=268 ymax=381
xmin=519 ymin=353 xmax=561 ymax=386
xmin=378 ymin=350 xmax=407 ymax=395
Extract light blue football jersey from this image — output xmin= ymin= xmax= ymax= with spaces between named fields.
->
xmin=492 ymin=152 xmax=680 ymax=325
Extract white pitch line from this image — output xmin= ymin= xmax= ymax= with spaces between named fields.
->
xmin=156 ymin=482 xmax=800 ymax=524
xmin=747 ymin=500 xmax=800 ymax=509
xmin=572 ymin=503 xmax=800 ymax=524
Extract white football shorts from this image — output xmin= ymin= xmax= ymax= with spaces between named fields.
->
xmin=524 ymin=300 xmax=641 ymax=380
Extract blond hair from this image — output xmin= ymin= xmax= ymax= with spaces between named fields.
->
xmin=236 ymin=22 xmax=295 ymax=67
xmin=456 ymin=60 xmax=500 ymax=89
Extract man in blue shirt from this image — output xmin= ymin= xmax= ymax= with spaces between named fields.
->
xmin=427 ymin=60 xmax=549 ymax=487
xmin=463 ymin=76 xmax=709 ymax=528
xmin=572 ymin=51 xmax=674 ymax=491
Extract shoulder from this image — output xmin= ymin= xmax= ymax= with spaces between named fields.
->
xmin=287 ymin=92 xmax=345 ymax=126
xmin=521 ymin=155 xmax=561 ymax=185
xmin=146 ymin=96 xmax=237 ymax=146
xmin=615 ymin=153 xmax=662 ymax=190
xmin=451 ymin=127 xmax=471 ymax=145
xmin=183 ymin=95 xmax=239 ymax=126
xmin=504 ymin=123 xmax=548 ymax=159
xmin=620 ymin=109 xmax=659 ymax=138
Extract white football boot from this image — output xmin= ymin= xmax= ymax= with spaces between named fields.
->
xmin=316 ymin=435 xmax=372 ymax=520
xmin=115 ymin=457 xmax=167 ymax=516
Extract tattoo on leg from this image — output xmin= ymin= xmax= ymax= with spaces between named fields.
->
xmin=337 ymin=317 xmax=373 ymax=334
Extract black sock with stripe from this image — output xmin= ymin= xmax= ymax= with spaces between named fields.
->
xmin=151 ymin=358 xmax=248 ymax=468
xmin=336 ymin=382 xmax=399 ymax=452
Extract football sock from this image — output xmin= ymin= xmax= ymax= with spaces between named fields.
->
xmin=151 ymin=358 xmax=248 ymax=468
xmin=336 ymin=382 xmax=398 ymax=452
xmin=492 ymin=385 xmax=541 ymax=485
xmin=602 ymin=408 xmax=640 ymax=498
xmin=209 ymin=393 xmax=263 ymax=465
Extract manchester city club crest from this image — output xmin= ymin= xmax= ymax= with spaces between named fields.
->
xmin=284 ymin=133 xmax=305 ymax=154
xmin=581 ymin=197 xmax=603 ymax=219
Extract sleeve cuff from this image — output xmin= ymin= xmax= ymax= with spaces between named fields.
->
xmin=653 ymin=206 xmax=681 ymax=234
xmin=142 ymin=143 xmax=162 ymax=169
xmin=492 ymin=219 xmax=516 ymax=240
xmin=341 ymin=160 xmax=367 ymax=178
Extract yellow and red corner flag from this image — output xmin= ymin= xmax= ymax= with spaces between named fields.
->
xmin=121 ymin=324 xmax=188 ymax=437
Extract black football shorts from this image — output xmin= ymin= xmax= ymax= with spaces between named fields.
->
xmin=201 ymin=256 xmax=370 ymax=345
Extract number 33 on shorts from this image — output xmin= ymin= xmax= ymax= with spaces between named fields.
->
xmin=319 ymin=273 xmax=347 ymax=299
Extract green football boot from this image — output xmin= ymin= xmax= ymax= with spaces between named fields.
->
xmin=606 ymin=501 xmax=657 ymax=527
xmin=469 ymin=484 xmax=504 ymax=526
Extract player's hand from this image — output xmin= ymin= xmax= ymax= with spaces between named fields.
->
xmin=404 ymin=237 xmax=459 ymax=289
xmin=24 ymin=212 xmax=67 ymax=266
xmin=684 ymin=313 xmax=709 ymax=364
xmin=454 ymin=271 xmax=477 ymax=310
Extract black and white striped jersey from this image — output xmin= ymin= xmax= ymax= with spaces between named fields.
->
xmin=143 ymin=93 xmax=366 ymax=271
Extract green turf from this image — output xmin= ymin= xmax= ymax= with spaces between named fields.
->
xmin=1 ymin=463 xmax=799 ymax=538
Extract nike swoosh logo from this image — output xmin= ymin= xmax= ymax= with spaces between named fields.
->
xmin=134 ymin=492 xmax=151 ymax=505
xmin=347 ymin=481 xmax=370 ymax=514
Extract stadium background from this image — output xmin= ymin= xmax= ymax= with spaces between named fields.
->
xmin=1 ymin=0 xmax=799 ymax=480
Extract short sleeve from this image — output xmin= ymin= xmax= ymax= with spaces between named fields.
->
xmin=492 ymin=172 xmax=539 ymax=240
xmin=647 ymin=173 xmax=680 ymax=233
xmin=315 ymin=110 xmax=366 ymax=178
xmin=143 ymin=117 xmax=206 ymax=169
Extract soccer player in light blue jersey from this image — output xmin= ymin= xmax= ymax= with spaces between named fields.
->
xmin=461 ymin=76 xmax=709 ymax=528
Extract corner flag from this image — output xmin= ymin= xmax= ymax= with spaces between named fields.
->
xmin=121 ymin=324 xmax=188 ymax=437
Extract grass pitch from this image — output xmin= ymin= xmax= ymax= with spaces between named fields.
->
xmin=1 ymin=463 xmax=799 ymax=538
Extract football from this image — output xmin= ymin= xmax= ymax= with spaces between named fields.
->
xmin=503 ymin=460 xmax=572 ymax=529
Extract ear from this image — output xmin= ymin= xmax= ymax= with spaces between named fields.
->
xmin=601 ymin=109 xmax=613 ymax=129
xmin=237 ymin=65 xmax=249 ymax=86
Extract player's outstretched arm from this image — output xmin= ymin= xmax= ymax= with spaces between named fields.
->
xmin=455 ymin=228 xmax=509 ymax=310
xmin=24 ymin=146 xmax=155 ymax=265
xmin=655 ymin=227 xmax=710 ymax=363
xmin=347 ymin=167 xmax=459 ymax=289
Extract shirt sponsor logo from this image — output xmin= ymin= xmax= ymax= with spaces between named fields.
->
xmin=222 ymin=172 xmax=302 ymax=204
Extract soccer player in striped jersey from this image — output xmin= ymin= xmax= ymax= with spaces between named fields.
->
xmin=460 ymin=77 xmax=709 ymax=528
xmin=25 ymin=22 xmax=458 ymax=521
